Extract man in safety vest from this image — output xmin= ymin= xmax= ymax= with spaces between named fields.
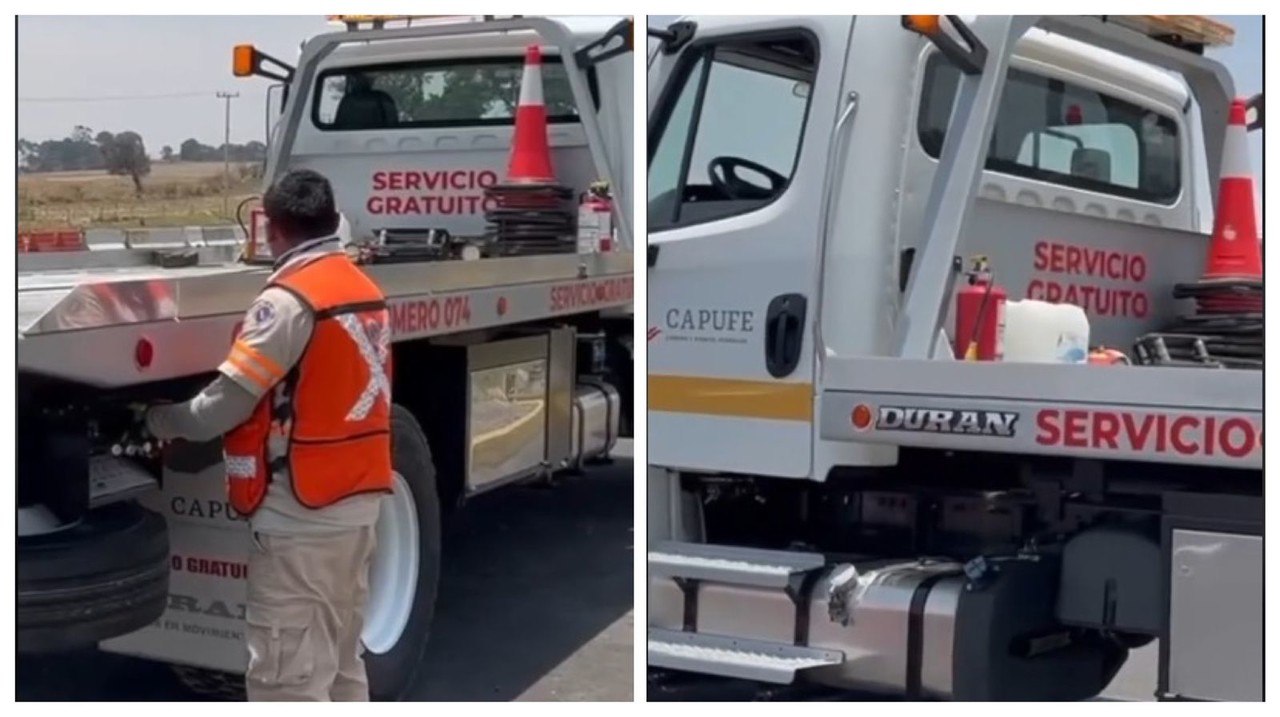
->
xmin=145 ymin=169 xmax=392 ymax=701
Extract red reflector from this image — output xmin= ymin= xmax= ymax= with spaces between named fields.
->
xmin=851 ymin=404 xmax=874 ymax=431
xmin=135 ymin=338 xmax=155 ymax=369
xmin=1065 ymin=104 xmax=1083 ymax=125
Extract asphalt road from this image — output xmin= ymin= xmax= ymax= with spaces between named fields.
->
xmin=17 ymin=441 xmax=635 ymax=702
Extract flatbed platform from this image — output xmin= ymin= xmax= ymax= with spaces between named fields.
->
xmin=18 ymin=249 xmax=632 ymax=388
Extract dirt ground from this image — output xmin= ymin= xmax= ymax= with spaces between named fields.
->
xmin=18 ymin=161 xmax=259 ymax=231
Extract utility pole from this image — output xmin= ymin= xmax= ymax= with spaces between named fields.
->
xmin=216 ymin=91 xmax=240 ymax=216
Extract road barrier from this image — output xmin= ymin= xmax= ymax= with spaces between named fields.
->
xmin=19 ymin=225 xmax=245 ymax=253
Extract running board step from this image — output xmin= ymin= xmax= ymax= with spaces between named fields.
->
xmin=648 ymin=541 xmax=826 ymax=589
xmin=648 ymin=628 xmax=844 ymax=684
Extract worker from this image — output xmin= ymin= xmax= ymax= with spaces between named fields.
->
xmin=144 ymin=169 xmax=392 ymax=701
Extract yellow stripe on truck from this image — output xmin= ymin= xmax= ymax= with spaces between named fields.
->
xmin=648 ymin=375 xmax=813 ymax=422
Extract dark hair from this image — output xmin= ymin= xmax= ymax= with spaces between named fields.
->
xmin=262 ymin=169 xmax=340 ymax=242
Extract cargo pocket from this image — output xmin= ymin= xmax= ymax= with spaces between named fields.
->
xmin=246 ymin=608 xmax=318 ymax=689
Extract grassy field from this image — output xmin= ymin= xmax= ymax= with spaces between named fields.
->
xmin=17 ymin=161 xmax=263 ymax=231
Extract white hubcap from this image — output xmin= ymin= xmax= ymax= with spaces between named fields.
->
xmin=362 ymin=471 xmax=420 ymax=655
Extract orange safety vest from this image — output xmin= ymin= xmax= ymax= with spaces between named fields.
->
xmin=223 ymin=253 xmax=394 ymax=516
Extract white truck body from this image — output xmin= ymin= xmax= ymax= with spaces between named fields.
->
xmin=647 ymin=15 xmax=1260 ymax=701
xmin=17 ymin=15 xmax=634 ymax=699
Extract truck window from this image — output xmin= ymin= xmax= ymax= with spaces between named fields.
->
xmin=918 ymin=55 xmax=1181 ymax=205
xmin=649 ymin=34 xmax=816 ymax=230
xmin=313 ymin=56 xmax=587 ymax=131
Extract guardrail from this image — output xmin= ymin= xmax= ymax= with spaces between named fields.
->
xmin=17 ymin=225 xmax=246 ymax=253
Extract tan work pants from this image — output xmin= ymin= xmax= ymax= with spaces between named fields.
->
xmin=245 ymin=526 xmax=377 ymax=701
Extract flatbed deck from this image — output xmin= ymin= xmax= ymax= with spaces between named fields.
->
xmin=18 ymin=249 xmax=633 ymax=388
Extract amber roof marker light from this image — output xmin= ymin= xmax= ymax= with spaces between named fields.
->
xmin=901 ymin=15 xmax=987 ymax=76
xmin=230 ymin=44 xmax=293 ymax=83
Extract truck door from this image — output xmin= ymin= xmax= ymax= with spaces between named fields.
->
xmin=647 ymin=17 xmax=853 ymax=478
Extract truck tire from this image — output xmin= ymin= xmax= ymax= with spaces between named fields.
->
xmin=176 ymin=405 xmax=444 ymax=701
xmin=365 ymin=404 xmax=444 ymax=700
xmin=18 ymin=502 xmax=169 ymax=653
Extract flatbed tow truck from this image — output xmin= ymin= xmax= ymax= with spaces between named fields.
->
xmin=647 ymin=15 xmax=1261 ymax=701
xmin=18 ymin=15 xmax=634 ymax=700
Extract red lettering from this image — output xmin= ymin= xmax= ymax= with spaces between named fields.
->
xmin=1105 ymin=252 xmax=1123 ymax=279
xmin=1049 ymin=242 xmax=1066 ymax=272
xmin=1220 ymin=419 xmax=1252 ymax=458
xmin=1121 ymin=413 xmax=1155 ymax=450
xmin=1036 ymin=409 xmax=1259 ymax=461
xmin=1130 ymin=254 xmax=1147 ymax=282
xmin=1092 ymin=412 xmax=1120 ymax=448
xmin=1032 ymin=241 xmax=1149 ymax=288
xmin=1021 ymin=279 xmax=1150 ymax=318
xmin=1154 ymin=414 xmax=1169 ymax=452
xmin=1063 ymin=410 xmax=1088 ymax=447
xmin=1033 ymin=241 xmax=1050 ymax=271
xmin=1065 ymin=245 xmax=1082 ymax=274
xmin=1035 ymin=409 xmax=1061 ymax=445
xmin=1170 ymin=416 xmax=1198 ymax=454
xmin=367 ymin=167 xmax=505 ymax=217
xmin=390 ymin=297 xmax=473 ymax=337
xmin=171 ymin=555 xmax=183 ymax=571
xmin=549 ymin=278 xmax=634 ymax=312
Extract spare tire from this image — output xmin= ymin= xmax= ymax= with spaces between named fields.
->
xmin=18 ymin=502 xmax=170 ymax=653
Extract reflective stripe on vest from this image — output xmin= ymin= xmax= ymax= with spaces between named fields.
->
xmin=224 ymin=253 xmax=393 ymax=516
xmin=336 ymin=312 xmax=391 ymax=421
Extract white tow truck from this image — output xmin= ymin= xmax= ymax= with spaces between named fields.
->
xmin=647 ymin=15 xmax=1261 ymax=701
xmin=17 ymin=15 xmax=634 ymax=700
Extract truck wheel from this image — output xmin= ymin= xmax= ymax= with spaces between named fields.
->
xmin=18 ymin=502 xmax=169 ymax=653
xmin=364 ymin=405 xmax=443 ymax=700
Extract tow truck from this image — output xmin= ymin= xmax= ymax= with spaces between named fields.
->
xmin=18 ymin=15 xmax=634 ymax=700
xmin=647 ymin=15 xmax=1261 ymax=701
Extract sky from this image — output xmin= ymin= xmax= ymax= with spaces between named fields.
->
xmin=18 ymin=16 xmax=333 ymax=151
xmin=18 ymin=14 xmax=1262 ymax=171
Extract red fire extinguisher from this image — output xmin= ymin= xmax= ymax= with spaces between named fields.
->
xmin=954 ymin=256 xmax=1007 ymax=361
xmin=577 ymin=180 xmax=614 ymax=254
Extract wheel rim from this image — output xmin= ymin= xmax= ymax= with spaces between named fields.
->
xmin=17 ymin=504 xmax=80 ymax=536
xmin=362 ymin=471 xmax=420 ymax=655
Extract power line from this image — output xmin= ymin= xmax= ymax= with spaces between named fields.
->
xmin=18 ymin=91 xmax=233 ymax=103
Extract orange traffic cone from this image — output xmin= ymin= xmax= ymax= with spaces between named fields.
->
xmin=505 ymin=45 xmax=556 ymax=184
xmin=1202 ymin=98 xmax=1262 ymax=281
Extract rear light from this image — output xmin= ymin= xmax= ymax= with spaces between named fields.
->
xmin=135 ymin=337 xmax=155 ymax=369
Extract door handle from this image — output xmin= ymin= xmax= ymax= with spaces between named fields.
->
xmin=765 ymin=293 xmax=808 ymax=378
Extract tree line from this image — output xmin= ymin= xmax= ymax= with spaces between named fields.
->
xmin=18 ymin=126 xmax=267 ymax=193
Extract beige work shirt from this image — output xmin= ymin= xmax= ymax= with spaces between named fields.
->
xmin=149 ymin=236 xmax=382 ymax=534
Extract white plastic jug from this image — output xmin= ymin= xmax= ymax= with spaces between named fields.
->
xmin=1003 ymin=299 xmax=1090 ymax=364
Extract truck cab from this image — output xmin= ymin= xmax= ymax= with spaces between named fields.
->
xmin=259 ymin=15 xmax=634 ymax=246
xmin=647 ymin=15 xmax=1260 ymax=701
